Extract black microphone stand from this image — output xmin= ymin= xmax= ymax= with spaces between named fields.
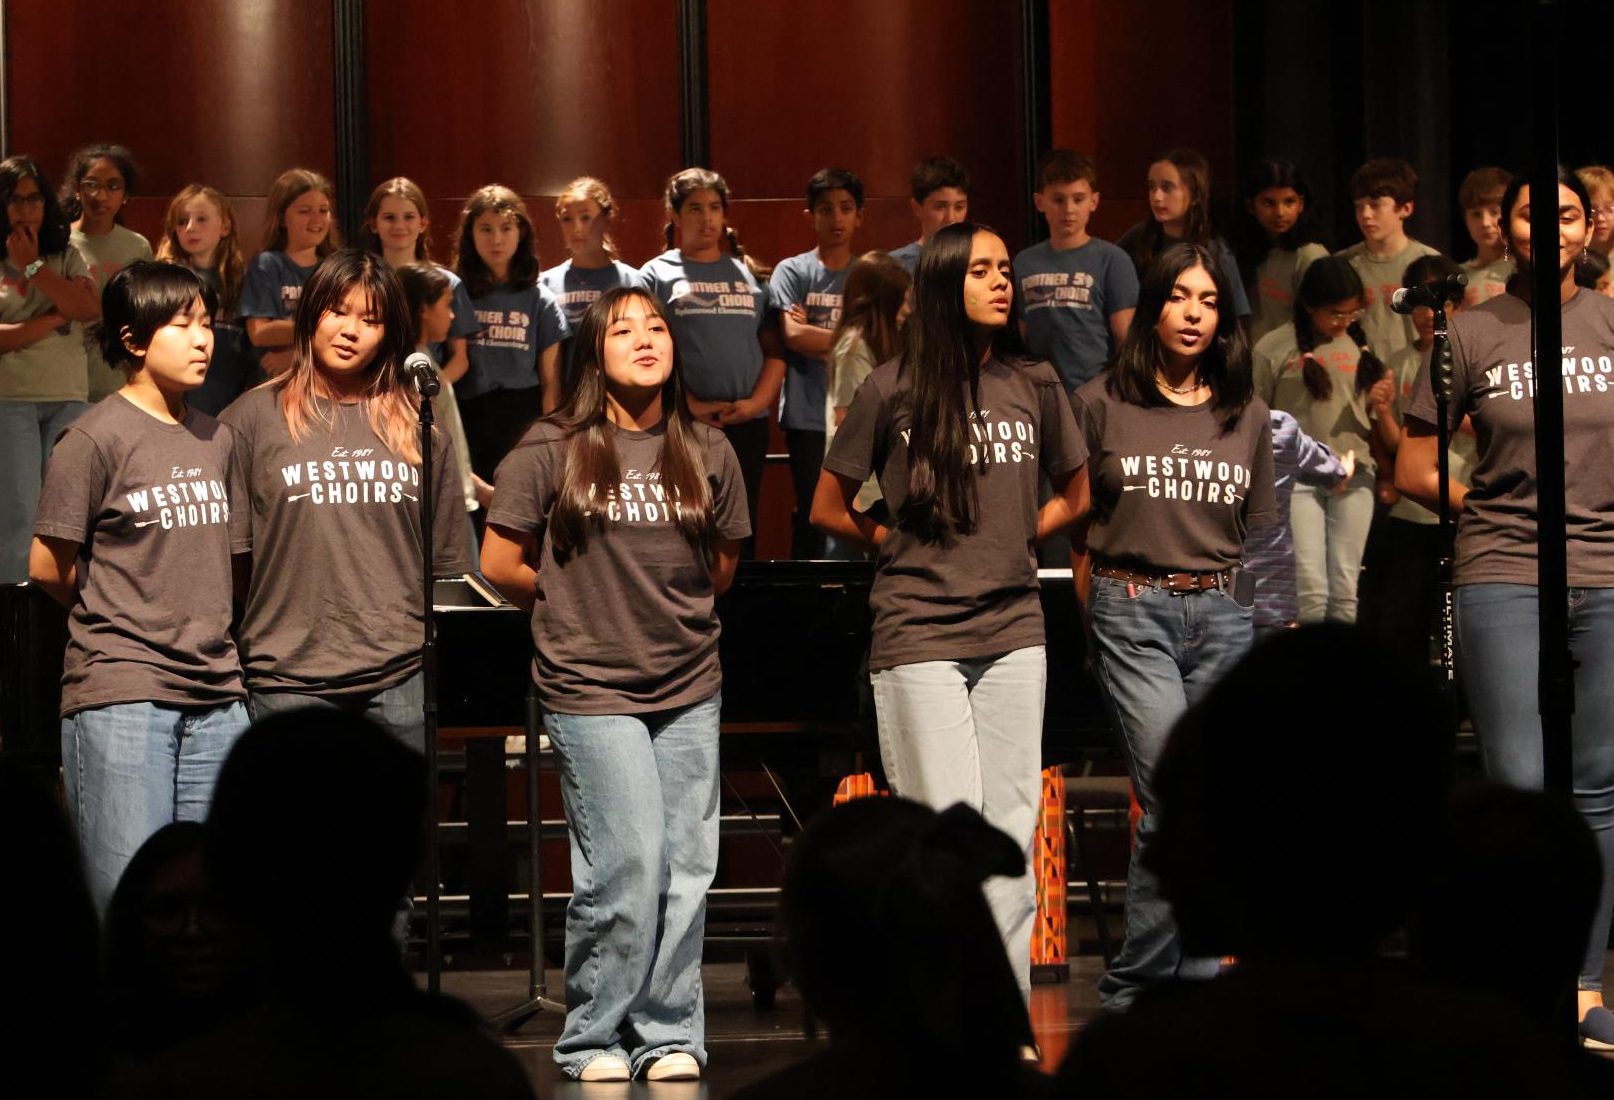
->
xmin=414 ymin=367 xmax=444 ymax=995
xmin=1429 ymin=305 xmax=1458 ymax=730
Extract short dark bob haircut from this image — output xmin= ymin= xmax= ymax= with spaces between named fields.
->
xmin=98 ymin=260 xmax=217 ymax=374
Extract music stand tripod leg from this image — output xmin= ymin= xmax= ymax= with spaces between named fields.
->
xmin=491 ymin=677 xmax=566 ymax=1030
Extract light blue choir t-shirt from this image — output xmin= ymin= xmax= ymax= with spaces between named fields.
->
xmin=442 ymin=268 xmax=481 ymax=340
xmin=426 ymin=266 xmax=481 ymax=366
xmin=238 ymin=251 xmax=317 ymax=322
xmin=457 ymin=282 xmax=569 ymax=400
xmin=639 ymin=250 xmax=767 ymax=414
xmin=1013 ymin=238 xmax=1139 ymax=391
xmin=890 ymin=240 xmax=922 ymax=275
xmin=769 ymin=250 xmax=848 ymax=432
xmin=539 ymin=259 xmax=647 ymax=330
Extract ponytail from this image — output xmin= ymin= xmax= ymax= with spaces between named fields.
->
xmin=724 ymin=225 xmax=770 ymax=280
xmin=1347 ymin=322 xmax=1386 ymax=394
xmin=1293 ymin=307 xmax=1333 ymax=401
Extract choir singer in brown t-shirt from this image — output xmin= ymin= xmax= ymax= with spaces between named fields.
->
xmin=1070 ymin=242 xmax=1276 ymax=1010
xmin=813 ymin=222 xmax=1090 ymax=1012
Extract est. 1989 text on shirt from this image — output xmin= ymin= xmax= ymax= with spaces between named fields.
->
xmin=222 ymin=386 xmax=474 ymax=695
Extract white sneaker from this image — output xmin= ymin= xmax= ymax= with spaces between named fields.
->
xmin=645 ymin=1052 xmax=701 ymax=1081
xmin=578 ymin=1053 xmax=630 ymax=1081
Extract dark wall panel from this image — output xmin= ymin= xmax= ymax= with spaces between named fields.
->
xmin=6 ymin=0 xmax=335 ymax=232
xmin=707 ymin=0 xmax=1027 ymax=266
xmin=1049 ymin=0 xmax=1236 ymax=243
xmin=365 ymin=0 xmax=683 ymax=217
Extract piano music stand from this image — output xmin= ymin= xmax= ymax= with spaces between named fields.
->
xmin=489 ymin=677 xmax=566 ymax=1030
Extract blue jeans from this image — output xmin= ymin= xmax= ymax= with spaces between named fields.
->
xmin=869 ymin=646 xmax=1046 ymax=1001
xmin=543 ymin=693 xmax=721 ymax=1078
xmin=0 ymin=399 xmax=87 ymax=581
xmin=62 ymin=700 xmax=250 ymax=914
xmin=1455 ymin=583 xmax=1614 ymax=990
xmin=249 ymin=671 xmax=425 ymax=754
xmin=1086 ymin=577 xmax=1253 ymax=1008
xmin=1290 ymin=477 xmax=1376 ymax=624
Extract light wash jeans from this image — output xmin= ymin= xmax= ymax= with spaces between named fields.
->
xmin=543 ymin=693 xmax=721 ymax=1078
xmin=62 ymin=699 xmax=250 ymax=914
xmin=1290 ymin=475 xmax=1375 ymax=624
xmin=1455 ymin=583 xmax=1614 ymax=990
xmin=0 ymin=399 xmax=87 ymax=582
xmin=249 ymin=671 xmax=425 ymax=754
xmin=1086 ymin=577 xmax=1253 ymax=1009
xmin=870 ymin=645 xmax=1046 ymax=1001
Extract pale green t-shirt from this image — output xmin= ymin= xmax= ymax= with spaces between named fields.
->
xmin=0 ymin=248 xmax=91 ymax=402
xmin=72 ymin=224 xmax=153 ymax=401
xmin=1250 ymin=242 xmax=1329 ymax=345
xmin=1335 ymin=238 xmax=1441 ymax=361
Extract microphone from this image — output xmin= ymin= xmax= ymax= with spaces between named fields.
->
xmin=1390 ymin=272 xmax=1468 ymax=314
xmin=403 ymin=351 xmax=441 ymax=397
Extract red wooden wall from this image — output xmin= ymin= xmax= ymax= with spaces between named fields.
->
xmin=1048 ymin=0 xmax=1237 ymax=242
xmin=6 ymin=0 xmax=336 ymax=251
xmin=4 ymin=0 xmax=1234 ymax=557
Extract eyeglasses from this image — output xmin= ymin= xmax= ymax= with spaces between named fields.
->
xmin=1323 ymin=308 xmax=1365 ymax=323
xmin=1594 ymin=204 xmax=1614 ymax=223
xmin=5 ymin=192 xmax=44 ymax=210
xmin=78 ymin=179 xmax=125 ymax=195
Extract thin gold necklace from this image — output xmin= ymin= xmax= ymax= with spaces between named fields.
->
xmin=1156 ymin=372 xmax=1201 ymax=395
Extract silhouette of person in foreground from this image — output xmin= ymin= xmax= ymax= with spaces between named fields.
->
xmin=101 ymin=821 xmax=251 ymax=1069
xmin=1411 ymin=783 xmax=1614 ymax=1091
xmin=0 ymin=761 xmax=103 ymax=1098
xmin=729 ymin=797 xmax=1050 ymax=1100
xmin=1057 ymin=625 xmax=1581 ymax=1097
xmin=129 ymin=709 xmax=533 ymax=1099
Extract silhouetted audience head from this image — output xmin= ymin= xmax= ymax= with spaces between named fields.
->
xmin=1413 ymin=783 xmax=1601 ymax=1029
xmin=730 ymin=798 xmax=1042 ymax=1099
xmin=205 ymin=708 xmax=425 ymax=960
xmin=103 ymin=821 xmax=247 ymax=1058
xmin=131 ymin=710 xmax=535 ymax=1099
xmin=0 ymin=760 xmax=102 ymax=1094
xmin=1057 ymin=627 xmax=1581 ymax=1097
xmin=1146 ymin=623 xmax=1453 ymax=959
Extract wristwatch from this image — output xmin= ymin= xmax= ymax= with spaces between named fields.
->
xmin=22 ymin=259 xmax=43 ymax=277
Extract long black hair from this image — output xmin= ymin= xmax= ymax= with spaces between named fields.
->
xmin=1108 ymin=242 xmax=1253 ymax=431
xmin=901 ymin=221 xmax=1028 ymax=543
xmin=546 ymin=286 xmax=714 ymax=559
xmin=1232 ymin=157 xmax=1326 ymax=288
xmin=1292 ymin=257 xmax=1385 ymax=400
xmin=0 ymin=156 xmax=72 ymax=261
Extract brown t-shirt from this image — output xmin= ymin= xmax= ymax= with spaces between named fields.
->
xmin=34 ymin=394 xmax=244 ymax=716
xmin=824 ymin=354 xmax=1087 ymax=671
xmin=486 ymin=419 xmax=751 ymax=714
xmin=1073 ymin=377 xmax=1278 ymax=573
xmin=222 ymin=386 xmax=474 ymax=695
xmin=1405 ymin=289 xmax=1614 ymax=586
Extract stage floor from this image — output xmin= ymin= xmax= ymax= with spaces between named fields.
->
xmin=435 ymin=951 xmax=1614 ymax=1098
xmin=440 ymin=956 xmax=1104 ymax=1097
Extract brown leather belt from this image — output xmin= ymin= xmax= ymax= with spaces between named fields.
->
xmin=1091 ymin=562 xmax=1231 ymax=594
